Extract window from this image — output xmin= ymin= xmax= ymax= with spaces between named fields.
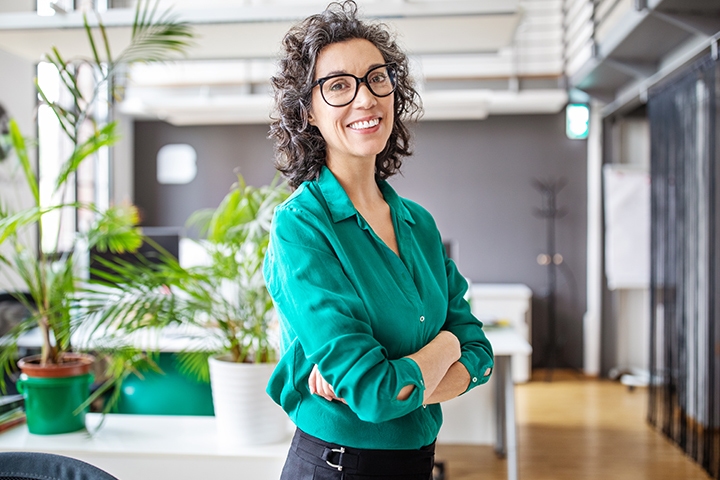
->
xmin=36 ymin=59 xmax=111 ymax=253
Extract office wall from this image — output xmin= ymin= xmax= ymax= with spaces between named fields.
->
xmin=0 ymin=1 xmax=34 ymax=12
xmin=399 ymin=116 xmax=587 ymax=370
xmin=133 ymin=122 xmax=277 ymax=230
xmin=0 ymin=49 xmax=36 ymax=293
xmin=134 ymin=112 xmax=588 ymax=368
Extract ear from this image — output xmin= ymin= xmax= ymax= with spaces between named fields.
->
xmin=300 ymin=101 xmax=315 ymax=128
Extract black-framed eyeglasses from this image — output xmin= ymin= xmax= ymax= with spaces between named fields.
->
xmin=311 ymin=63 xmax=397 ymax=107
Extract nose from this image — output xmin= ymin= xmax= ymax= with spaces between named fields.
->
xmin=353 ymin=81 xmax=376 ymax=108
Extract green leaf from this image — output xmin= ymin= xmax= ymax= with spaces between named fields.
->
xmin=54 ymin=121 xmax=119 ymax=193
xmin=48 ymin=48 xmax=83 ymax=104
xmin=7 ymin=120 xmax=38 ymax=205
xmin=174 ymin=351 xmax=211 ymax=383
xmin=98 ymin=18 xmax=113 ymax=64
xmin=117 ymin=0 xmax=193 ymax=65
xmin=79 ymin=253 xmax=188 ymax=335
xmin=83 ymin=12 xmax=103 ymax=66
xmin=34 ymin=77 xmax=76 ymax=143
xmin=0 ymin=207 xmax=43 ymax=245
xmin=88 ymin=203 xmax=143 ymax=254
xmin=185 ymin=208 xmax=214 ymax=237
xmin=0 ymin=202 xmax=82 ymax=247
xmin=76 ymin=348 xmax=161 ymax=415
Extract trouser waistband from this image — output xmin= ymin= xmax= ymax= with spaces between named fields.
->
xmin=290 ymin=428 xmax=435 ymax=476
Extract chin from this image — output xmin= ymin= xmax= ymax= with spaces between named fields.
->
xmin=362 ymin=138 xmax=392 ymax=158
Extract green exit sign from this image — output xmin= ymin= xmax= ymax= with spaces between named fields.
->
xmin=566 ymin=103 xmax=589 ymax=139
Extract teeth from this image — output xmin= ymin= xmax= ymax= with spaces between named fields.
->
xmin=349 ymin=118 xmax=380 ymax=130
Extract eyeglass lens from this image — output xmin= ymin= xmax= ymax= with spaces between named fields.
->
xmin=321 ymin=65 xmax=396 ymax=107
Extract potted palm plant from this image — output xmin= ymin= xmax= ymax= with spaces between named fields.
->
xmin=0 ymin=0 xmax=193 ymax=434
xmin=83 ymin=173 xmax=291 ymax=444
xmin=190 ymin=174 xmax=291 ymax=445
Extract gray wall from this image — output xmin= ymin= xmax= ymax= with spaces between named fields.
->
xmin=134 ymin=122 xmax=278 ymax=230
xmin=397 ymin=117 xmax=588 ymax=370
xmin=134 ymin=113 xmax=588 ymax=368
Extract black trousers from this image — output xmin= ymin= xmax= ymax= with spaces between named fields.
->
xmin=279 ymin=428 xmax=435 ymax=480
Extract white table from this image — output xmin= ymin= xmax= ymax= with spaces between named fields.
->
xmin=0 ymin=414 xmax=291 ymax=479
xmin=485 ymin=328 xmax=532 ymax=480
xmin=470 ymin=283 xmax=533 ymax=383
xmin=17 ymin=324 xmax=223 ymax=352
xmin=6 ymin=328 xmax=530 ymax=480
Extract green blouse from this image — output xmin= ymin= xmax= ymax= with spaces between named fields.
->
xmin=263 ymin=166 xmax=494 ymax=449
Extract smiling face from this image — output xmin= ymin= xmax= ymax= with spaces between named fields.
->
xmin=309 ymin=38 xmax=395 ymax=171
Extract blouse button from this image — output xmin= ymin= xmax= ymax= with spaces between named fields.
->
xmin=422 ymin=404 xmax=427 ymax=409
xmin=419 ymin=316 xmax=425 ymax=322
xmin=472 ymin=377 xmax=478 ymax=383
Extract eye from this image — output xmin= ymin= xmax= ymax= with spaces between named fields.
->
xmin=369 ymin=72 xmax=388 ymax=84
xmin=326 ymin=77 xmax=352 ymax=92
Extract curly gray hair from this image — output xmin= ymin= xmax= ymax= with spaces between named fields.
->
xmin=268 ymin=0 xmax=422 ymax=189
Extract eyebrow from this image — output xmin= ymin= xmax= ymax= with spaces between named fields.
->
xmin=317 ymin=63 xmax=386 ymax=79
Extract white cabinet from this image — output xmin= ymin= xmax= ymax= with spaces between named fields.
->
xmin=470 ymin=283 xmax=532 ymax=383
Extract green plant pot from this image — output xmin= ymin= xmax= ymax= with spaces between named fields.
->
xmin=117 ymin=352 xmax=214 ymax=416
xmin=17 ymin=373 xmax=92 ymax=435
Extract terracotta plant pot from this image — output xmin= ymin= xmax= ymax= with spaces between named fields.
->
xmin=18 ymin=353 xmax=94 ymax=378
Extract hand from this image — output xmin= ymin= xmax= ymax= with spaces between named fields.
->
xmin=308 ymin=364 xmax=346 ymax=403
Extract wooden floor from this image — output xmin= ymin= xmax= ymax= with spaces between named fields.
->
xmin=435 ymin=370 xmax=711 ymax=480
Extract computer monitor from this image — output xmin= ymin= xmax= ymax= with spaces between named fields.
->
xmin=89 ymin=227 xmax=181 ymax=283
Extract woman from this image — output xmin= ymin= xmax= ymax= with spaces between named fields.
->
xmin=263 ymin=2 xmax=494 ymax=478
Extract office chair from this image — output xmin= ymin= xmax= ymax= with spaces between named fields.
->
xmin=0 ymin=452 xmax=118 ymax=480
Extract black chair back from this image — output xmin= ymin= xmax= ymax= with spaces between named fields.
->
xmin=0 ymin=452 xmax=118 ymax=480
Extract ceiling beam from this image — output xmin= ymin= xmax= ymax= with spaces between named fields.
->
xmin=0 ymin=13 xmax=521 ymax=61
xmin=0 ymin=1 xmax=519 ymax=30
xmin=120 ymin=87 xmax=568 ymax=126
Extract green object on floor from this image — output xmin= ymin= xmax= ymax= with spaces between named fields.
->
xmin=17 ymin=373 xmax=92 ymax=434
xmin=117 ymin=353 xmax=214 ymax=416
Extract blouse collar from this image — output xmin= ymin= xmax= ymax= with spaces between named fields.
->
xmin=316 ymin=166 xmax=415 ymax=225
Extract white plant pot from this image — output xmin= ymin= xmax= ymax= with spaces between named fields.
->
xmin=208 ymin=355 xmax=289 ymax=446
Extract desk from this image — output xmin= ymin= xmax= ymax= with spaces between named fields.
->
xmin=5 ymin=329 xmax=530 ymax=480
xmin=471 ymin=283 xmax=533 ymax=383
xmin=486 ymin=328 xmax=532 ymax=480
xmin=0 ymin=414 xmax=290 ymax=479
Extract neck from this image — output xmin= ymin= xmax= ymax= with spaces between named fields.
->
xmin=326 ymin=157 xmax=383 ymax=209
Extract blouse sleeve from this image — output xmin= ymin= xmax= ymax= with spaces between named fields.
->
xmin=441 ymin=243 xmax=495 ymax=393
xmin=263 ymin=206 xmax=426 ymax=423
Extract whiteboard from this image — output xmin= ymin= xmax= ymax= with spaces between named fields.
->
xmin=603 ymin=165 xmax=650 ymax=289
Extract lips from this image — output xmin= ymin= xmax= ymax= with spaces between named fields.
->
xmin=348 ymin=118 xmax=380 ymax=130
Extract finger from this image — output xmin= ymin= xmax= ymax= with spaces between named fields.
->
xmin=316 ymin=370 xmax=336 ymax=401
xmin=317 ymin=377 xmax=332 ymax=400
xmin=326 ymin=383 xmax=338 ymax=399
xmin=319 ymin=381 xmax=335 ymax=400
xmin=308 ymin=365 xmax=320 ymax=395
xmin=309 ymin=366 xmax=332 ymax=400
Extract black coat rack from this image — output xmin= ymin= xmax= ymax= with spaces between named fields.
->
xmin=533 ymin=178 xmax=568 ymax=381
